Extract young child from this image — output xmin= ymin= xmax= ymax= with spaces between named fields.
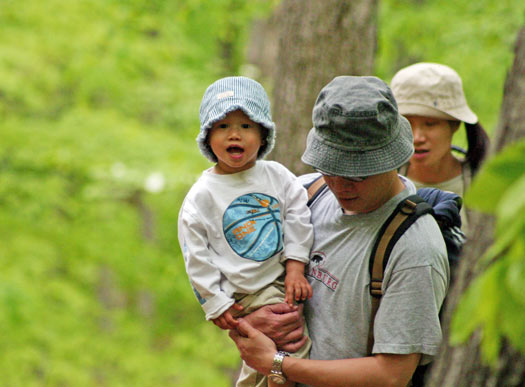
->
xmin=178 ymin=76 xmax=313 ymax=387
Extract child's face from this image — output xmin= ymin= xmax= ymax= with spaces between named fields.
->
xmin=208 ymin=109 xmax=263 ymax=174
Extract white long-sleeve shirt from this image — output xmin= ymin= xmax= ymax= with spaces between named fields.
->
xmin=178 ymin=161 xmax=313 ymax=320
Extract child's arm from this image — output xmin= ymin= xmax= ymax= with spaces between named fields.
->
xmin=276 ymin=166 xmax=314 ymax=308
xmin=212 ymin=303 xmax=244 ymax=330
xmin=284 ymin=260 xmax=313 ymax=307
xmin=179 ymin=205 xmax=237 ymax=322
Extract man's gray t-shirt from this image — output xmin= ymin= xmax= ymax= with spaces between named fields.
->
xmin=300 ymin=174 xmax=449 ymax=365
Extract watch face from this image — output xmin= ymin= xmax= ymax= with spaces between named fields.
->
xmin=268 ymin=374 xmax=287 ymax=385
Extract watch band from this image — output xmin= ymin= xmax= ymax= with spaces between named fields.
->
xmin=268 ymin=351 xmax=289 ymax=384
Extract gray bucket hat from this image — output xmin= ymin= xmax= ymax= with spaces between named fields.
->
xmin=197 ymin=76 xmax=276 ymax=162
xmin=301 ymin=76 xmax=414 ymax=177
xmin=390 ymin=62 xmax=478 ymax=124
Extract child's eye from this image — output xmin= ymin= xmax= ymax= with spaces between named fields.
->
xmin=241 ymin=123 xmax=251 ymax=129
xmin=218 ymin=123 xmax=229 ymax=129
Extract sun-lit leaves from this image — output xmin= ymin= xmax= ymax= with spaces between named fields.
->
xmin=451 ymin=139 xmax=525 ymax=365
xmin=1 ymin=0 xmax=523 ymax=384
xmin=466 ymin=141 xmax=525 ymax=213
xmin=378 ymin=0 xmax=525 ymax=134
xmin=0 ymin=0 xmax=246 ymax=385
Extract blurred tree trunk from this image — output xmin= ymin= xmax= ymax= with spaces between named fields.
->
xmin=428 ymin=26 xmax=525 ymax=387
xmin=248 ymin=0 xmax=378 ymax=174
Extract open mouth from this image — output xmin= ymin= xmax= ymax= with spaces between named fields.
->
xmin=227 ymin=145 xmax=244 ymax=155
xmin=414 ymin=149 xmax=429 ymax=154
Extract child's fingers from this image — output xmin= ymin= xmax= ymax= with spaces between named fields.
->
xmin=224 ymin=311 xmax=239 ymax=328
xmin=213 ymin=317 xmax=227 ymax=330
xmin=301 ymin=286 xmax=309 ymax=300
xmin=300 ymin=282 xmax=310 ymax=299
xmin=285 ymin=287 xmax=295 ymax=306
xmin=294 ymin=283 xmax=304 ymax=300
xmin=306 ymin=282 xmax=314 ymax=299
xmin=231 ymin=303 xmax=244 ymax=312
xmin=296 ymin=281 xmax=313 ymax=300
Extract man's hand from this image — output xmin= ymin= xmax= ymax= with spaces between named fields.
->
xmin=242 ymin=303 xmax=307 ymax=352
xmin=229 ymin=319 xmax=276 ymax=375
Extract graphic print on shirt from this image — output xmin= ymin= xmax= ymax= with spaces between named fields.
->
xmin=306 ymin=251 xmax=339 ymax=291
xmin=223 ymin=193 xmax=283 ymax=261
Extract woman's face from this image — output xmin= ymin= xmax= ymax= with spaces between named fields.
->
xmin=406 ymin=116 xmax=458 ymax=168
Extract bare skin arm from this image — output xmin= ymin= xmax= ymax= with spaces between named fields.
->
xmin=230 ymin=319 xmax=420 ymax=387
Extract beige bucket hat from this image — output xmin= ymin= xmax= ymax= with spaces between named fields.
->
xmin=390 ymin=62 xmax=478 ymax=124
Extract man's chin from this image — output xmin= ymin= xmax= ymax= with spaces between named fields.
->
xmin=338 ymin=199 xmax=359 ymax=212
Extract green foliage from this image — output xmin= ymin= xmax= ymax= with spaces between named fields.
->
xmin=0 ymin=0 xmax=276 ymax=385
xmin=1 ymin=0 xmax=523 ymax=384
xmin=0 ymin=110 xmax=239 ymax=385
xmin=378 ymin=0 xmax=525 ymax=140
xmin=450 ymin=140 xmax=525 ymax=364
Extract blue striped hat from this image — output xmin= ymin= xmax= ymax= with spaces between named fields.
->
xmin=198 ymin=76 xmax=276 ymax=162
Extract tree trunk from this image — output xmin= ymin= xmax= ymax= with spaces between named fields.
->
xmin=249 ymin=0 xmax=378 ymax=174
xmin=428 ymin=26 xmax=525 ymax=387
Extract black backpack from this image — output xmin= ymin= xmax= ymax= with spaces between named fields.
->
xmin=305 ymin=176 xmax=465 ymax=386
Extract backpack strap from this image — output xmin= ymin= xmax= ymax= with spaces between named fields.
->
xmin=305 ymin=175 xmax=327 ymax=206
xmin=366 ymin=195 xmax=433 ymax=355
xmin=304 ymin=179 xmax=436 ymax=357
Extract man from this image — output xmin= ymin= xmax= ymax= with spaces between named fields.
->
xmin=229 ymin=76 xmax=449 ymax=386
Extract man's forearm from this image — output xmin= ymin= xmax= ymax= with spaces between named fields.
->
xmin=282 ymin=353 xmax=421 ymax=387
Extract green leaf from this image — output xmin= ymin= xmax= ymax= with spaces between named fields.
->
xmin=496 ymin=173 xmax=525 ymax=225
xmin=450 ymin=273 xmax=486 ymax=345
xmin=482 ymin=214 xmax=525 ymax=266
xmin=500 ymin=277 xmax=525 ymax=352
xmin=505 ymin=238 xmax=525 ymax=306
xmin=466 ymin=140 xmax=525 ymax=213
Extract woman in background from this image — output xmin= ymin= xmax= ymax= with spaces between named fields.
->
xmin=391 ymin=62 xmax=490 ymax=233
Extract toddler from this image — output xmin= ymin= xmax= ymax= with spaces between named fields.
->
xmin=178 ymin=76 xmax=313 ymax=387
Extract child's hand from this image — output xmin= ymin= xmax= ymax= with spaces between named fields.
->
xmin=212 ymin=303 xmax=244 ymax=330
xmin=284 ymin=270 xmax=313 ymax=308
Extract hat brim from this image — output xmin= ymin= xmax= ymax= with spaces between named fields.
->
xmin=301 ymin=115 xmax=414 ymax=177
xmin=398 ymin=102 xmax=478 ymax=125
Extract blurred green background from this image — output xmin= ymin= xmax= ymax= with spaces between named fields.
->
xmin=0 ymin=0 xmax=523 ymax=385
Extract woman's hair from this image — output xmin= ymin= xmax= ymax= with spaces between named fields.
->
xmin=465 ymin=122 xmax=490 ymax=175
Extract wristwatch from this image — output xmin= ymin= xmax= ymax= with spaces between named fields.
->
xmin=268 ymin=351 xmax=290 ymax=385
